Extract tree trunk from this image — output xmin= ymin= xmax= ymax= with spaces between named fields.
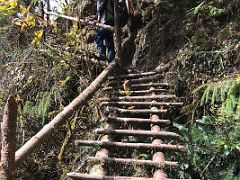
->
xmin=0 ymin=96 xmax=17 ymax=180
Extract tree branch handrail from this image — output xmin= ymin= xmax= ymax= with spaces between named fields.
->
xmin=45 ymin=11 xmax=115 ymax=32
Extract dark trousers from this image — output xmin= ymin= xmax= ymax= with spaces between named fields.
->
xmin=95 ymin=19 xmax=115 ymax=59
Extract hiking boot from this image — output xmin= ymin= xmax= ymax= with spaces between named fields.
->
xmin=107 ymin=49 xmax=115 ymax=61
xmin=99 ymin=54 xmax=106 ymax=60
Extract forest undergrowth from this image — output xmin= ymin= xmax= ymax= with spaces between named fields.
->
xmin=0 ymin=0 xmax=239 ymax=179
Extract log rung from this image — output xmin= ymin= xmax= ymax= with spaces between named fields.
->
xmin=87 ymin=157 xmax=178 ymax=168
xmin=104 ymin=82 xmax=169 ymax=91
xmin=100 ymin=101 xmax=183 ymax=107
xmin=99 ymin=95 xmax=176 ymax=102
xmin=67 ymin=173 xmax=201 ymax=180
xmin=109 ymin=89 xmax=168 ymax=96
xmin=67 ymin=173 xmax=154 ymax=180
xmin=75 ymin=140 xmax=186 ymax=153
xmin=108 ymin=71 xmax=157 ymax=80
xmin=95 ymin=128 xmax=182 ymax=139
xmin=101 ymin=117 xmax=171 ymax=125
xmin=108 ymin=74 xmax=163 ymax=86
xmin=105 ymin=107 xmax=168 ymax=114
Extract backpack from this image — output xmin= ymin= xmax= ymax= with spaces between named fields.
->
xmin=107 ymin=0 xmax=129 ymax=27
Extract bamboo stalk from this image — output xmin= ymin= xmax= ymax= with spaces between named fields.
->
xmin=95 ymin=129 xmax=182 ymax=139
xmin=75 ymin=140 xmax=186 ymax=153
xmin=87 ymin=157 xmax=178 ymax=168
xmin=105 ymin=107 xmax=168 ymax=114
xmin=15 ymin=60 xmax=118 ymax=164
xmin=101 ymin=117 xmax=171 ymax=125
xmin=0 ymin=96 xmax=17 ymax=180
xmin=45 ymin=11 xmax=115 ymax=32
xmin=100 ymin=101 xmax=183 ymax=107
xmin=108 ymin=72 xmax=157 ymax=80
xmin=99 ymin=95 xmax=176 ymax=102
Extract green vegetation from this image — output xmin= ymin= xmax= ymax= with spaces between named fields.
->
xmin=0 ymin=0 xmax=239 ymax=179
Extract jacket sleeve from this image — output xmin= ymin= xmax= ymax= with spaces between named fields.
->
xmin=97 ymin=0 xmax=108 ymax=15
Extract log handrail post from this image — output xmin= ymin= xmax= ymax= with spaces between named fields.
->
xmin=114 ymin=0 xmax=122 ymax=63
xmin=0 ymin=95 xmax=17 ymax=180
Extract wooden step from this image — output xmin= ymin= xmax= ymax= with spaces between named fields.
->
xmin=104 ymin=82 xmax=169 ymax=91
xmin=75 ymin=140 xmax=186 ymax=153
xmin=108 ymin=71 xmax=157 ymax=80
xmin=95 ymin=128 xmax=182 ymax=139
xmin=67 ymin=173 xmax=154 ymax=180
xmin=109 ymin=89 xmax=168 ymax=96
xmin=101 ymin=117 xmax=171 ymax=125
xmin=67 ymin=173 xmax=200 ymax=180
xmin=105 ymin=107 xmax=168 ymax=114
xmin=99 ymin=95 xmax=176 ymax=102
xmin=108 ymin=74 xmax=163 ymax=86
xmin=87 ymin=157 xmax=178 ymax=168
xmin=100 ymin=101 xmax=183 ymax=107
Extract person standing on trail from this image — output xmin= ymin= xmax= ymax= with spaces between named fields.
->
xmin=95 ymin=0 xmax=134 ymax=61
xmin=95 ymin=0 xmax=115 ymax=61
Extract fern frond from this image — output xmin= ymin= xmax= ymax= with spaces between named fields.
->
xmin=211 ymin=84 xmax=218 ymax=105
xmin=201 ymin=85 xmax=211 ymax=105
xmin=220 ymin=81 xmax=226 ymax=101
xmin=192 ymin=83 xmax=209 ymax=94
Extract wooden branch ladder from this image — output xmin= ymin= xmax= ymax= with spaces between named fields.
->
xmin=67 ymin=70 xmax=199 ymax=180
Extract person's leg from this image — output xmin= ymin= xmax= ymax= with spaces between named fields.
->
xmin=105 ymin=19 xmax=115 ymax=60
xmin=105 ymin=33 xmax=115 ymax=60
xmin=95 ymin=28 xmax=106 ymax=59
